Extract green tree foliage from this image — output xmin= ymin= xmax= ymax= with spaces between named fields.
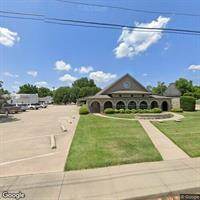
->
xmin=151 ymin=82 xmax=167 ymax=95
xmin=53 ymin=77 xmax=100 ymax=104
xmin=72 ymin=78 xmax=96 ymax=88
xmin=37 ymin=87 xmax=53 ymax=97
xmin=53 ymin=87 xmax=71 ymax=104
xmin=0 ymin=81 xmax=9 ymax=95
xmin=175 ymin=78 xmax=193 ymax=95
xmin=18 ymin=84 xmax=38 ymax=94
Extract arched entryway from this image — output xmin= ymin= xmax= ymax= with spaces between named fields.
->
xmin=104 ymin=101 xmax=113 ymax=110
xmin=151 ymin=101 xmax=158 ymax=109
xmin=139 ymin=101 xmax=148 ymax=109
xmin=116 ymin=101 xmax=125 ymax=109
xmin=90 ymin=101 xmax=100 ymax=113
xmin=128 ymin=101 xmax=136 ymax=109
xmin=161 ymin=101 xmax=168 ymax=111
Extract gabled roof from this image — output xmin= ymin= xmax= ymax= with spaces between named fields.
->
xmin=164 ymin=83 xmax=181 ymax=97
xmin=95 ymin=73 xmax=148 ymax=96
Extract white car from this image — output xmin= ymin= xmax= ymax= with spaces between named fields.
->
xmin=28 ymin=104 xmax=39 ymax=110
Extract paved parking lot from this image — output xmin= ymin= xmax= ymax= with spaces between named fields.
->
xmin=0 ymin=105 xmax=79 ymax=177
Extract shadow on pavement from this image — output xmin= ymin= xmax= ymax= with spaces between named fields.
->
xmin=0 ymin=115 xmax=20 ymax=123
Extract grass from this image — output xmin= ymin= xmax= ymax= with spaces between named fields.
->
xmin=105 ymin=113 xmax=135 ymax=119
xmin=153 ymin=111 xmax=200 ymax=157
xmin=65 ymin=114 xmax=162 ymax=171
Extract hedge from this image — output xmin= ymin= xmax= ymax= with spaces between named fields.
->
xmin=180 ymin=96 xmax=196 ymax=111
xmin=79 ymin=104 xmax=89 ymax=115
xmin=171 ymin=108 xmax=183 ymax=112
xmin=104 ymin=108 xmax=115 ymax=114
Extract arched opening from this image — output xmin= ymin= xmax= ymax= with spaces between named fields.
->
xmin=140 ymin=101 xmax=148 ymax=109
xmin=116 ymin=101 xmax=125 ymax=110
xmin=151 ymin=101 xmax=158 ymax=109
xmin=104 ymin=101 xmax=113 ymax=110
xmin=128 ymin=101 xmax=136 ymax=109
xmin=90 ymin=101 xmax=100 ymax=113
xmin=161 ymin=101 xmax=168 ymax=111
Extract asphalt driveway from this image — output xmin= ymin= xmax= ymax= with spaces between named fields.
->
xmin=0 ymin=105 xmax=79 ymax=177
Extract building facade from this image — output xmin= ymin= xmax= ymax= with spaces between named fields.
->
xmin=85 ymin=74 xmax=180 ymax=113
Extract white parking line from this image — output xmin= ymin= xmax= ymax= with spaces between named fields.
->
xmin=0 ymin=152 xmax=59 ymax=166
xmin=2 ymin=133 xmax=67 ymax=144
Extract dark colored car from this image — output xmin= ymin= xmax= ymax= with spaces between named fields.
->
xmin=0 ymin=103 xmax=21 ymax=115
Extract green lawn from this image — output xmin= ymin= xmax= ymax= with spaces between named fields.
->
xmin=153 ymin=111 xmax=200 ymax=157
xmin=105 ymin=113 xmax=135 ymax=119
xmin=65 ymin=114 xmax=162 ymax=171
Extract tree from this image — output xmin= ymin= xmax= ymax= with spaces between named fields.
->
xmin=192 ymin=86 xmax=200 ymax=99
xmin=72 ymin=77 xmax=96 ymax=88
xmin=18 ymin=84 xmax=38 ymax=94
xmin=152 ymin=82 xmax=167 ymax=95
xmin=37 ymin=87 xmax=53 ymax=97
xmin=0 ymin=81 xmax=9 ymax=95
xmin=0 ymin=81 xmax=9 ymax=109
xmin=53 ymin=87 xmax=71 ymax=104
xmin=175 ymin=78 xmax=193 ymax=95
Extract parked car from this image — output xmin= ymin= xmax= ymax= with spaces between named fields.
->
xmin=28 ymin=104 xmax=40 ymax=110
xmin=16 ymin=104 xmax=28 ymax=112
xmin=0 ymin=103 xmax=21 ymax=115
xmin=40 ymin=103 xmax=47 ymax=108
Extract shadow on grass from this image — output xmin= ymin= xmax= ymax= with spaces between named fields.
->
xmin=0 ymin=115 xmax=20 ymax=123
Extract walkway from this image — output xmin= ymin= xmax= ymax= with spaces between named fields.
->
xmin=1 ymin=157 xmax=199 ymax=199
xmin=138 ymin=119 xmax=189 ymax=160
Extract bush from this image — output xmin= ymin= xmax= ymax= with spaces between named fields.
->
xmin=171 ymin=108 xmax=183 ymax=112
xmin=119 ymin=109 xmax=125 ymax=113
xmin=114 ymin=109 xmax=120 ymax=113
xmin=79 ymin=104 xmax=89 ymax=115
xmin=151 ymin=108 xmax=162 ymax=113
xmin=131 ymin=109 xmax=138 ymax=113
xmin=180 ymin=96 xmax=196 ymax=111
xmin=104 ymin=108 xmax=115 ymax=114
xmin=125 ymin=109 xmax=132 ymax=114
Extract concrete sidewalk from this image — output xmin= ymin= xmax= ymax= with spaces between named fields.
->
xmin=1 ymin=158 xmax=200 ymax=199
xmin=139 ymin=119 xmax=189 ymax=160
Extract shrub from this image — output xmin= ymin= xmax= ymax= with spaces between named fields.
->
xmin=171 ymin=108 xmax=183 ymax=112
xmin=114 ymin=109 xmax=120 ymax=113
xmin=180 ymin=96 xmax=196 ymax=111
xmin=125 ymin=109 xmax=132 ymax=114
xmin=151 ymin=108 xmax=162 ymax=113
xmin=79 ymin=104 xmax=89 ymax=115
xmin=131 ymin=109 xmax=138 ymax=113
xmin=104 ymin=108 xmax=115 ymax=114
xmin=119 ymin=109 xmax=125 ymax=113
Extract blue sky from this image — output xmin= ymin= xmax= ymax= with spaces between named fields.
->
xmin=0 ymin=0 xmax=200 ymax=92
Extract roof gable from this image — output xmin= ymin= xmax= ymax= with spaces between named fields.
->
xmin=97 ymin=73 xmax=148 ymax=95
xmin=164 ymin=83 xmax=181 ymax=97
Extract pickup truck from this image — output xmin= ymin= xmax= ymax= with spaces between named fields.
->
xmin=0 ymin=103 xmax=21 ymax=115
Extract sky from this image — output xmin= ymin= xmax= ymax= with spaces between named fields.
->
xmin=0 ymin=0 xmax=200 ymax=92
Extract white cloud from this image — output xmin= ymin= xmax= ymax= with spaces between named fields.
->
xmin=35 ymin=81 xmax=48 ymax=88
xmin=188 ymin=65 xmax=200 ymax=71
xmin=3 ymin=72 xmax=19 ymax=78
xmin=74 ymin=66 xmax=94 ymax=74
xmin=59 ymin=74 xmax=77 ymax=85
xmin=89 ymin=71 xmax=117 ymax=84
xmin=142 ymin=73 xmax=148 ymax=77
xmin=54 ymin=60 xmax=71 ymax=71
xmin=27 ymin=70 xmax=38 ymax=77
xmin=0 ymin=27 xmax=20 ymax=47
xmin=114 ymin=16 xmax=170 ymax=58
xmin=164 ymin=42 xmax=170 ymax=50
